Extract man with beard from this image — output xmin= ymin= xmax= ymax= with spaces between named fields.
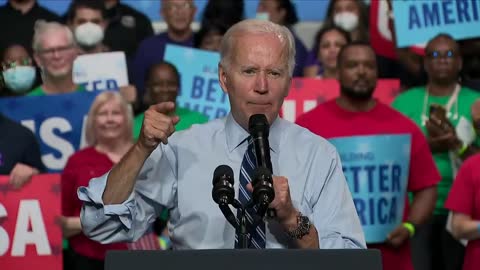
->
xmin=392 ymin=34 xmax=480 ymax=270
xmin=133 ymin=61 xmax=208 ymax=140
xmin=296 ymin=42 xmax=440 ymax=270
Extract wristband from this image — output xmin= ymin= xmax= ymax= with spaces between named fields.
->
xmin=402 ymin=222 xmax=415 ymax=237
xmin=457 ymin=144 xmax=468 ymax=156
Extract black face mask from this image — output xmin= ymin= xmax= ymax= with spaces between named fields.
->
xmin=340 ymin=85 xmax=375 ymax=101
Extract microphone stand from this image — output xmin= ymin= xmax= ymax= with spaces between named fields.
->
xmin=219 ymin=199 xmax=250 ymax=249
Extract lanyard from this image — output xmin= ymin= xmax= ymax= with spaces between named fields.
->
xmin=421 ymin=84 xmax=460 ymax=126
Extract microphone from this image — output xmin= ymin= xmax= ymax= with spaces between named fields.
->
xmin=248 ymin=114 xmax=273 ymax=172
xmin=248 ymin=114 xmax=276 ymax=218
xmin=212 ymin=165 xmax=235 ymax=205
xmin=212 ymin=165 xmax=238 ymax=229
xmin=252 ymin=167 xmax=275 ymax=219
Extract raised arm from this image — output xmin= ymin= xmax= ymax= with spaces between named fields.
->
xmin=102 ymin=102 xmax=179 ymax=205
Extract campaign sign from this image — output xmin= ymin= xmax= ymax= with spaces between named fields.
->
xmin=0 ymin=174 xmax=62 ymax=270
xmin=281 ymin=78 xmax=400 ymax=122
xmin=329 ymin=135 xmax=411 ymax=243
xmin=73 ymin=52 xmax=129 ymax=91
xmin=0 ymin=91 xmax=99 ymax=172
xmin=393 ymin=0 xmax=480 ymax=47
xmin=164 ymin=44 xmax=230 ymax=120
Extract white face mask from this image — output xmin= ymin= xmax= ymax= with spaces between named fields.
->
xmin=2 ymin=66 xmax=36 ymax=93
xmin=255 ymin=12 xmax=270 ymax=21
xmin=74 ymin=22 xmax=104 ymax=47
xmin=334 ymin=12 xmax=359 ymax=32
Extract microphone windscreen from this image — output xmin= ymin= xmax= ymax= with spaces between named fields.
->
xmin=249 ymin=114 xmax=269 ymax=134
xmin=212 ymin=165 xmax=234 ymax=185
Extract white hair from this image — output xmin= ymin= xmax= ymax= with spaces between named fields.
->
xmin=219 ymin=19 xmax=296 ymax=76
xmin=32 ymin=20 xmax=76 ymax=52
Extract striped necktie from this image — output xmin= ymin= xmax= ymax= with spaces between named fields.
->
xmin=235 ymin=137 xmax=266 ymax=249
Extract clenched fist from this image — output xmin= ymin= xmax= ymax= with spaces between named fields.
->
xmin=137 ymin=101 xmax=180 ymax=153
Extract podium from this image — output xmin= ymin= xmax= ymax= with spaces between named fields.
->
xmin=105 ymin=249 xmax=383 ymax=270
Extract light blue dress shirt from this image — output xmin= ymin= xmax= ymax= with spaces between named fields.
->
xmin=78 ymin=114 xmax=366 ymax=249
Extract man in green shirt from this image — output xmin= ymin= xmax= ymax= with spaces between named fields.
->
xmin=133 ymin=61 xmax=208 ymax=139
xmin=30 ymin=21 xmax=80 ymax=96
xmin=393 ymin=34 xmax=480 ymax=270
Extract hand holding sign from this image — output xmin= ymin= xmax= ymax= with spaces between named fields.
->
xmin=9 ymin=163 xmax=39 ymax=189
xmin=138 ymin=102 xmax=180 ymax=152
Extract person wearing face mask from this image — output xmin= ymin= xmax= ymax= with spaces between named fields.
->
xmin=65 ymin=0 xmax=137 ymax=106
xmin=324 ymin=0 xmax=369 ymax=43
xmin=302 ymin=0 xmax=368 ymax=79
xmin=132 ymin=61 xmax=208 ymax=140
xmin=1 ymin=44 xmax=38 ymax=96
xmin=66 ymin=0 xmax=109 ymax=54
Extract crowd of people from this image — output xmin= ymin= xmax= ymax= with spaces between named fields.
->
xmin=1 ymin=1 xmax=480 ymax=270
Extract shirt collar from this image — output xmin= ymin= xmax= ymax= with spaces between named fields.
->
xmin=225 ymin=113 xmax=281 ymax=153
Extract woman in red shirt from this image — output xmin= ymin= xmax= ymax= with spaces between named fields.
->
xmin=445 ymin=153 xmax=480 ymax=270
xmin=61 ymin=91 xmax=134 ymax=270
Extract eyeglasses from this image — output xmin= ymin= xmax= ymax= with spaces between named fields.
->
xmin=1 ymin=58 xmax=32 ymax=71
xmin=37 ymin=45 xmax=75 ymax=58
xmin=426 ymin=50 xmax=457 ymax=60
xmin=164 ymin=2 xmax=193 ymax=12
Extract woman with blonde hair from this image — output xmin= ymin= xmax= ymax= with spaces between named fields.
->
xmin=61 ymin=91 xmax=148 ymax=270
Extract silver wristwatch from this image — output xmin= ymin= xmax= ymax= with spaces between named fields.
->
xmin=286 ymin=212 xmax=311 ymax=239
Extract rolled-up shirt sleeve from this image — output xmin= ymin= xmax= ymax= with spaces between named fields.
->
xmin=309 ymin=144 xmax=366 ymax=249
xmin=78 ymin=145 xmax=177 ymax=244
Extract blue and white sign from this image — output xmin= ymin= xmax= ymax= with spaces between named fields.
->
xmin=164 ymin=44 xmax=230 ymax=120
xmin=0 ymin=91 xmax=99 ymax=172
xmin=73 ymin=52 xmax=128 ymax=92
xmin=329 ymin=134 xmax=412 ymax=243
xmin=393 ymin=0 xmax=480 ymax=47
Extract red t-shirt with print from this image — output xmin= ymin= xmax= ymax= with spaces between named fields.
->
xmin=296 ymin=100 xmax=441 ymax=270
xmin=445 ymin=154 xmax=480 ymax=270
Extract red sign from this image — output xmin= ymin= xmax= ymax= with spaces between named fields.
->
xmin=0 ymin=174 xmax=62 ymax=270
xmin=281 ymin=78 xmax=400 ymax=122
xmin=369 ymin=0 xmax=425 ymax=58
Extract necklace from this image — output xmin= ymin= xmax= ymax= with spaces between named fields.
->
xmin=421 ymin=83 xmax=460 ymax=126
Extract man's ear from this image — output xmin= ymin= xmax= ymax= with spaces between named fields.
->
xmin=33 ymin=53 xmax=42 ymax=69
xmin=218 ymin=63 xmax=228 ymax=94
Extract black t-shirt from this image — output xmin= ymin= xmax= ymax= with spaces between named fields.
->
xmin=0 ymin=114 xmax=45 ymax=174
xmin=0 ymin=2 xmax=60 ymax=55
xmin=103 ymin=2 xmax=154 ymax=60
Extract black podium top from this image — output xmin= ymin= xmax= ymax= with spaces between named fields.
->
xmin=105 ymin=249 xmax=382 ymax=270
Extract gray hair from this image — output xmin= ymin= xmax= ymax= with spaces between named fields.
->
xmin=219 ymin=19 xmax=296 ymax=76
xmin=32 ymin=20 xmax=76 ymax=52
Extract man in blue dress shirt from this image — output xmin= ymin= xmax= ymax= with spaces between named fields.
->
xmin=78 ymin=19 xmax=366 ymax=249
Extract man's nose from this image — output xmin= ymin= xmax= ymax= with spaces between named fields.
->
xmin=255 ymin=73 xmax=268 ymax=94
